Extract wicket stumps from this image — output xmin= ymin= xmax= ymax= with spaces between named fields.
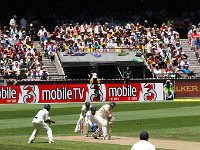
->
xmin=80 ymin=118 xmax=85 ymax=134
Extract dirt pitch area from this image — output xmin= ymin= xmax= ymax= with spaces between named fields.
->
xmin=52 ymin=135 xmax=200 ymax=150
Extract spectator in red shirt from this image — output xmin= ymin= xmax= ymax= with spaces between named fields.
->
xmin=160 ymin=23 xmax=168 ymax=32
xmin=191 ymin=29 xmax=200 ymax=49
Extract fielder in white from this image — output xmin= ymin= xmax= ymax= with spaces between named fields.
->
xmin=28 ymin=104 xmax=55 ymax=143
xmin=74 ymin=101 xmax=92 ymax=132
xmin=93 ymin=102 xmax=116 ymax=140
xmin=131 ymin=131 xmax=155 ymax=150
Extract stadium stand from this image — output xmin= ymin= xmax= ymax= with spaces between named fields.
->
xmin=33 ymin=41 xmax=65 ymax=80
xmin=40 ymin=20 xmax=197 ymax=79
xmin=180 ymin=39 xmax=200 ymax=76
xmin=1 ymin=0 xmax=200 ymax=80
xmin=1 ymin=16 xmax=198 ymax=81
xmin=0 ymin=18 xmax=51 ymax=80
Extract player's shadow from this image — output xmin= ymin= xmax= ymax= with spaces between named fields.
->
xmin=35 ymin=141 xmax=50 ymax=144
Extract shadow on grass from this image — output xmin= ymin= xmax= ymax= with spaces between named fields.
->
xmin=31 ymin=141 xmax=49 ymax=144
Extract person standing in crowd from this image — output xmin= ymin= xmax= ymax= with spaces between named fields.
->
xmin=88 ymin=67 xmax=96 ymax=79
xmin=9 ymin=15 xmax=17 ymax=28
xmin=89 ymin=73 xmax=102 ymax=102
xmin=29 ymin=23 xmax=36 ymax=41
xmin=28 ymin=104 xmax=55 ymax=144
xmin=37 ymin=25 xmax=47 ymax=47
xmin=131 ymin=131 xmax=155 ymax=150
xmin=123 ymin=67 xmax=132 ymax=84
xmin=19 ymin=16 xmax=27 ymax=29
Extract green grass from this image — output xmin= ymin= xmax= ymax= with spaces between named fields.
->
xmin=0 ymin=136 xmax=132 ymax=150
xmin=1 ymin=101 xmax=200 ymax=150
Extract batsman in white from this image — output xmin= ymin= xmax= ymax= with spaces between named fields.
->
xmin=28 ymin=104 xmax=55 ymax=144
xmin=93 ymin=102 xmax=116 ymax=140
xmin=74 ymin=101 xmax=92 ymax=132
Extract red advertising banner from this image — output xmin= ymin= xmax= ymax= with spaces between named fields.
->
xmin=38 ymin=84 xmax=89 ymax=103
xmin=0 ymin=86 xmax=21 ymax=104
xmin=0 ymin=83 xmax=164 ymax=104
xmin=18 ymin=84 xmax=89 ymax=103
xmin=105 ymin=83 xmax=142 ymax=101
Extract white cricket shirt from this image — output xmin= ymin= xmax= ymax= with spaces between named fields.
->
xmin=131 ymin=140 xmax=155 ymax=150
xmin=33 ymin=109 xmax=50 ymax=122
xmin=96 ymin=104 xmax=111 ymax=119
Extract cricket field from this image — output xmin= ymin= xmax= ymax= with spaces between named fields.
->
xmin=0 ymin=101 xmax=200 ymax=150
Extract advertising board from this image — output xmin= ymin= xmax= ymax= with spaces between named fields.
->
xmin=0 ymin=83 xmax=164 ymax=104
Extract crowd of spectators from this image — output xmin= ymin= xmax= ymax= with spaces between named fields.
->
xmin=0 ymin=0 xmax=198 ymax=81
xmin=40 ymin=19 xmax=194 ymax=78
xmin=1 ymin=13 xmax=195 ymax=80
xmin=1 ymin=0 xmax=199 ymax=32
xmin=142 ymin=22 xmax=193 ymax=78
xmin=0 ymin=15 xmax=49 ymax=80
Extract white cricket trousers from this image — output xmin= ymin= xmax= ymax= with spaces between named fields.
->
xmin=94 ymin=115 xmax=108 ymax=137
xmin=75 ymin=114 xmax=84 ymax=131
xmin=84 ymin=115 xmax=98 ymax=135
xmin=75 ymin=114 xmax=92 ymax=131
xmin=29 ymin=120 xmax=53 ymax=142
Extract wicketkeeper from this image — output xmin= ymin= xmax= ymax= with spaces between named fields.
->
xmin=84 ymin=106 xmax=99 ymax=137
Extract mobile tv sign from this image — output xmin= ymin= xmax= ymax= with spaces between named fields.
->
xmin=0 ymin=83 xmax=164 ymax=104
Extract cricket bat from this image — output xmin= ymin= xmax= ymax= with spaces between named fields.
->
xmin=108 ymin=123 xmax=113 ymax=139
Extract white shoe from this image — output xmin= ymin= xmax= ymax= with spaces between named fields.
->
xmin=49 ymin=140 xmax=55 ymax=143
xmin=74 ymin=127 xmax=80 ymax=132
xmin=103 ymin=135 xmax=109 ymax=140
xmin=28 ymin=141 xmax=33 ymax=143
